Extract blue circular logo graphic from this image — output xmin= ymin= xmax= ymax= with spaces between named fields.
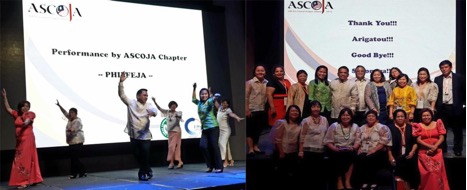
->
xmin=184 ymin=117 xmax=201 ymax=136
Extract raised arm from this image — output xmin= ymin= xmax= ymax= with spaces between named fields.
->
xmin=1 ymin=88 xmax=13 ymax=115
xmin=192 ymin=83 xmax=197 ymax=101
xmin=151 ymin=97 xmax=163 ymax=112
xmin=118 ymin=71 xmax=129 ymax=105
xmin=56 ymin=99 xmax=70 ymax=119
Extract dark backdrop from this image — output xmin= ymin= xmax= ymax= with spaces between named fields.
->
xmin=245 ymin=2 xmax=465 ymax=190
xmin=0 ymin=0 xmax=246 ymax=181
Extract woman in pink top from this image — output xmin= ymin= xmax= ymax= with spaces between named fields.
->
xmin=2 ymin=88 xmax=43 ymax=189
xmin=413 ymin=108 xmax=450 ymax=190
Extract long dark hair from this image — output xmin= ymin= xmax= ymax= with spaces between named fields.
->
xmin=17 ymin=100 xmax=31 ymax=116
xmin=312 ymin=65 xmax=329 ymax=85
xmin=389 ymin=67 xmax=403 ymax=80
xmin=416 ymin=67 xmax=432 ymax=85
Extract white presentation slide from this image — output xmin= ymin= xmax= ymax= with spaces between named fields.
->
xmin=23 ymin=0 xmax=208 ymax=147
xmin=284 ymin=0 xmax=456 ymax=83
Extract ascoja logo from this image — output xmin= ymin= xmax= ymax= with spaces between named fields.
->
xmin=287 ymin=0 xmax=333 ymax=14
xmin=27 ymin=3 xmax=82 ymax=21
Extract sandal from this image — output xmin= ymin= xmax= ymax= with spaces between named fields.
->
xmin=17 ymin=184 xmax=28 ymax=189
xmin=229 ymin=160 xmax=234 ymax=167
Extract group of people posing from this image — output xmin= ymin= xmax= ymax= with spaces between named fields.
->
xmin=245 ymin=60 xmax=465 ymax=190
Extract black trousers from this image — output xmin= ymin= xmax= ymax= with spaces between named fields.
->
xmin=200 ymin=127 xmax=223 ymax=169
xmin=130 ymin=138 xmax=152 ymax=176
xmin=439 ymin=104 xmax=463 ymax=153
xmin=69 ymin=143 xmax=86 ymax=175
xmin=246 ymin=111 xmax=267 ymax=144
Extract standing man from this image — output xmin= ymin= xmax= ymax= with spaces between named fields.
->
xmin=118 ymin=71 xmax=158 ymax=180
xmin=353 ymin=65 xmax=369 ymax=126
xmin=329 ymin=66 xmax=359 ymax=124
xmin=434 ymin=60 xmax=466 ymax=156
xmin=55 ymin=100 xmax=87 ymax=179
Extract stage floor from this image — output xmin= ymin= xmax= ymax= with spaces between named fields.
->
xmin=0 ymin=162 xmax=245 ymax=190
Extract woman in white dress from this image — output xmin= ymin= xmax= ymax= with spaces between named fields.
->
xmin=216 ymin=99 xmax=243 ymax=168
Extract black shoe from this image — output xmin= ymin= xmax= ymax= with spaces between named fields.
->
xmin=454 ymin=152 xmax=462 ymax=156
xmin=68 ymin=175 xmax=78 ymax=179
xmin=138 ymin=174 xmax=149 ymax=181
xmin=206 ymin=168 xmax=213 ymax=173
xmin=147 ymin=171 xmax=153 ymax=179
xmin=214 ymin=168 xmax=223 ymax=173
xmin=168 ymin=164 xmax=175 ymax=169
xmin=254 ymin=150 xmax=264 ymax=154
xmin=79 ymin=173 xmax=87 ymax=178
xmin=176 ymin=164 xmax=183 ymax=169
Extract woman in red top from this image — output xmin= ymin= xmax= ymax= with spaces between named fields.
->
xmin=413 ymin=108 xmax=450 ymax=190
xmin=2 ymin=88 xmax=43 ymax=189
xmin=266 ymin=66 xmax=291 ymax=127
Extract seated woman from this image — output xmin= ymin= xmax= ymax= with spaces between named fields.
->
xmin=354 ymin=110 xmax=392 ymax=190
xmin=270 ymin=105 xmax=303 ymax=185
xmin=324 ymin=107 xmax=359 ymax=190
xmin=387 ymin=109 xmax=420 ymax=190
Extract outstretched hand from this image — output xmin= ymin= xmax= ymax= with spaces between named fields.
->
xmin=120 ymin=71 xmax=127 ymax=82
xmin=151 ymin=97 xmax=156 ymax=102
xmin=193 ymin=83 xmax=197 ymax=89
xmin=1 ymin=88 xmax=6 ymax=98
xmin=56 ymin=99 xmax=60 ymax=106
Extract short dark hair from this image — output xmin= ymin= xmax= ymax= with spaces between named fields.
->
xmin=310 ymin=100 xmax=322 ymax=110
xmin=296 ymin=70 xmax=308 ymax=78
xmin=365 ymin=110 xmax=378 ymax=118
xmin=396 ymin=74 xmax=410 ymax=87
xmin=253 ymin=64 xmax=266 ymax=75
xmin=370 ymin=69 xmax=386 ymax=82
xmin=419 ymin=108 xmax=434 ymax=122
xmin=136 ymin=88 xmax=147 ymax=96
xmin=337 ymin=107 xmax=353 ymax=124
xmin=338 ymin=66 xmax=349 ymax=73
xmin=439 ymin=60 xmax=452 ymax=68
xmin=355 ymin=65 xmax=366 ymax=72
xmin=284 ymin=104 xmax=302 ymax=124
xmin=392 ymin=109 xmax=407 ymax=119
xmin=221 ymin=99 xmax=230 ymax=105
xmin=168 ymin=101 xmax=178 ymax=108
xmin=17 ymin=100 xmax=31 ymax=115
xmin=69 ymin=108 xmax=78 ymax=114
xmin=272 ymin=65 xmax=284 ymax=75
